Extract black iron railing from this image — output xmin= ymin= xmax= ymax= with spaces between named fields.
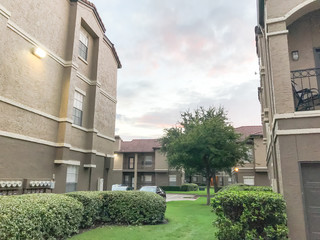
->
xmin=291 ymin=68 xmax=320 ymax=111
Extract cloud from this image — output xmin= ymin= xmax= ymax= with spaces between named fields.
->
xmin=93 ymin=0 xmax=261 ymax=140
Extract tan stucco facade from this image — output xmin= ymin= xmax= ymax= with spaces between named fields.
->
xmin=256 ymin=1 xmax=320 ymax=239
xmin=112 ymin=138 xmax=184 ymax=189
xmin=0 ymin=0 xmax=120 ymax=194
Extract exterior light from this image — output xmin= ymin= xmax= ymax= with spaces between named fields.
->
xmin=235 ymin=168 xmax=239 ymax=172
xmin=114 ymin=153 xmax=118 ymax=157
xmin=33 ymin=47 xmax=47 ymax=58
xmin=292 ymin=51 xmax=299 ymax=61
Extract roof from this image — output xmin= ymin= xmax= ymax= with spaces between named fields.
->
xmin=118 ymin=139 xmax=161 ymax=153
xmin=235 ymin=126 xmax=263 ymax=139
xmin=73 ymin=0 xmax=122 ymax=68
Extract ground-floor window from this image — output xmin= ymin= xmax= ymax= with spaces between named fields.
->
xmin=144 ymin=175 xmax=152 ymax=183
xmin=66 ymin=165 xmax=79 ymax=192
xmin=169 ymin=175 xmax=177 ymax=186
xmin=243 ymin=176 xmax=254 ymax=185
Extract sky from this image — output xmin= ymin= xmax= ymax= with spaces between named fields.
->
xmin=93 ymin=0 xmax=261 ymax=140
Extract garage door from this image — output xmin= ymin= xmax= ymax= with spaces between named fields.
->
xmin=301 ymin=163 xmax=320 ymax=239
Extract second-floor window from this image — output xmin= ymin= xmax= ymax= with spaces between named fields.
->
xmin=129 ymin=157 xmax=134 ymax=169
xmin=79 ymin=31 xmax=88 ymax=61
xmin=73 ymin=91 xmax=84 ymax=126
xmin=144 ymin=156 xmax=152 ymax=167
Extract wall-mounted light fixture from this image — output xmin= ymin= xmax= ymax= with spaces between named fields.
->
xmin=292 ymin=51 xmax=299 ymax=61
xmin=234 ymin=167 xmax=239 ymax=172
xmin=33 ymin=47 xmax=47 ymax=59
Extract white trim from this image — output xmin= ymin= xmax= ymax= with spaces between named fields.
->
xmin=78 ymin=55 xmax=88 ymax=65
xmin=155 ymin=169 xmax=169 ymax=171
xmin=274 ymin=111 xmax=320 ymax=121
xmin=266 ymin=0 xmax=317 ymax=25
xmin=54 ymin=160 xmax=80 ymax=166
xmin=100 ymin=89 xmax=117 ymax=103
xmin=255 ymin=167 xmax=268 ymax=170
xmin=97 ymin=132 xmax=116 ymax=142
xmin=75 ymin=87 xmax=86 ymax=96
xmin=237 ymin=167 xmax=254 ymax=170
xmin=71 ymin=124 xmax=95 ymax=133
xmin=0 ymin=3 xmax=11 ymax=19
xmin=84 ymin=164 xmax=96 ymax=168
xmin=266 ymin=30 xmax=289 ymax=37
xmin=0 ymin=96 xmax=73 ymax=123
xmin=0 ymin=130 xmax=111 ymax=157
xmin=112 ymin=169 xmax=123 ymax=171
xmin=106 ymin=154 xmax=115 ymax=158
xmin=76 ymin=71 xmax=101 ymax=87
xmin=277 ymin=128 xmax=320 ymax=136
xmin=7 ymin=20 xmax=73 ymax=68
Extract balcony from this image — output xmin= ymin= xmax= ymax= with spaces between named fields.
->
xmin=291 ymin=68 xmax=320 ymax=111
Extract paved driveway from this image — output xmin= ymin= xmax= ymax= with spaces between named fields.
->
xmin=166 ymin=194 xmax=198 ymax=202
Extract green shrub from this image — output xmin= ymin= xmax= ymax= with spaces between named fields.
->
xmin=181 ymin=183 xmax=198 ymax=191
xmin=160 ymin=186 xmax=182 ymax=191
xmin=66 ymin=191 xmax=104 ymax=228
xmin=220 ymin=184 xmax=272 ymax=192
xmin=100 ymin=191 xmax=166 ymax=225
xmin=212 ymin=190 xmax=288 ymax=240
xmin=0 ymin=194 xmax=83 ymax=240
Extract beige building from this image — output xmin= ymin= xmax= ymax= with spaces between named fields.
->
xmin=232 ymin=126 xmax=269 ymax=186
xmin=0 ymin=0 xmax=121 ymax=194
xmin=256 ymin=0 xmax=320 ymax=239
xmin=112 ymin=137 xmax=184 ymax=189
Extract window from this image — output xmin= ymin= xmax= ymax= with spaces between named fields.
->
xmin=202 ymin=177 xmax=206 ymax=182
xmin=243 ymin=176 xmax=254 ymax=186
xmin=79 ymin=31 xmax=88 ymax=61
xmin=66 ymin=166 xmax=79 ymax=192
xmin=144 ymin=175 xmax=152 ymax=183
xmin=192 ymin=176 xmax=198 ymax=182
xmin=73 ymin=91 xmax=84 ymax=126
xmin=144 ymin=156 xmax=152 ymax=167
xmin=124 ymin=175 xmax=129 ymax=184
xmin=169 ymin=175 xmax=176 ymax=186
xmin=129 ymin=157 xmax=134 ymax=169
xmin=245 ymin=148 xmax=253 ymax=163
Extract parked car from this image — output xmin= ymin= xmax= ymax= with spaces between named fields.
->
xmin=139 ymin=186 xmax=166 ymax=198
xmin=111 ymin=184 xmax=133 ymax=191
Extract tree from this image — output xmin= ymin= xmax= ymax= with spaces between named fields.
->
xmin=160 ymin=107 xmax=248 ymax=205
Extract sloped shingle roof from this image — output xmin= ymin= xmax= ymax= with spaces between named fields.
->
xmin=118 ymin=139 xmax=161 ymax=153
xmin=235 ymin=126 xmax=263 ymax=139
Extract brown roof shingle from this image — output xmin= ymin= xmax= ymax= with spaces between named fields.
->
xmin=118 ymin=139 xmax=161 ymax=153
xmin=235 ymin=126 xmax=263 ymax=138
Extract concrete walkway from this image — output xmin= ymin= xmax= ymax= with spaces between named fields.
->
xmin=166 ymin=194 xmax=198 ymax=202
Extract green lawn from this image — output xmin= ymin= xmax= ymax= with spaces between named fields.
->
xmin=69 ymin=197 xmax=217 ymax=240
xmin=165 ymin=188 xmax=216 ymax=196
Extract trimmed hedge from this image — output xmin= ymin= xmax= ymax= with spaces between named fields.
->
xmin=101 ymin=191 xmax=166 ymax=225
xmin=181 ymin=183 xmax=198 ymax=191
xmin=220 ymin=184 xmax=273 ymax=192
xmin=160 ymin=186 xmax=182 ymax=191
xmin=66 ymin=191 xmax=104 ymax=228
xmin=0 ymin=194 xmax=83 ymax=240
xmin=212 ymin=190 xmax=288 ymax=240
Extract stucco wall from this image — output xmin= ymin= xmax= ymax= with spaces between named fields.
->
xmin=155 ymin=149 xmax=168 ymax=170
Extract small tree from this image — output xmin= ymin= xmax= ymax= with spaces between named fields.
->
xmin=160 ymin=107 xmax=248 ymax=205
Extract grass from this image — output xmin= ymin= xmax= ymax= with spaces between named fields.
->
xmin=165 ymin=188 xmax=216 ymax=196
xmin=69 ymin=197 xmax=217 ymax=240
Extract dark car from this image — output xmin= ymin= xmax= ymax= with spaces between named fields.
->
xmin=139 ymin=186 xmax=166 ymax=198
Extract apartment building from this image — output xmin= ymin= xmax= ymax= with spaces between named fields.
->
xmin=232 ymin=126 xmax=269 ymax=186
xmin=256 ymin=0 xmax=320 ymax=239
xmin=0 ymin=0 xmax=121 ymax=194
xmin=112 ymin=137 xmax=184 ymax=189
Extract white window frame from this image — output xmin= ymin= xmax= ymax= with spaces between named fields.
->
xmin=169 ymin=175 xmax=177 ymax=186
xmin=144 ymin=175 xmax=152 ymax=183
xmin=243 ymin=176 xmax=255 ymax=186
xmin=66 ymin=166 xmax=79 ymax=192
xmin=144 ymin=156 xmax=153 ymax=167
xmin=79 ymin=30 xmax=89 ymax=61
xmin=72 ymin=91 xmax=84 ymax=126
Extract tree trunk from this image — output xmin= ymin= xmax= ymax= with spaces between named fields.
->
xmin=206 ymin=176 xmax=211 ymax=205
xmin=212 ymin=171 xmax=219 ymax=193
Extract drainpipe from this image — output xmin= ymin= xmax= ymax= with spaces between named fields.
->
xmin=134 ymin=153 xmax=138 ymax=190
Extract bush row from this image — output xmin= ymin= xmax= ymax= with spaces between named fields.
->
xmin=0 ymin=194 xmax=83 ymax=240
xmin=212 ymin=186 xmax=288 ymax=240
xmin=0 ymin=191 xmax=166 ymax=239
xmin=219 ymin=183 xmax=273 ymax=192
xmin=161 ymin=183 xmax=199 ymax=192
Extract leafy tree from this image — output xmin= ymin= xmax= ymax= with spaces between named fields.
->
xmin=160 ymin=107 xmax=248 ymax=205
